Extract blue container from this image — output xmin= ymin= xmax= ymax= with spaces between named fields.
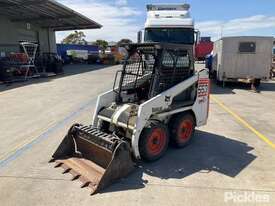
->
xmin=205 ymin=54 xmax=213 ymax=72
xmin=56 ymin=44 xmax=99 ymax=63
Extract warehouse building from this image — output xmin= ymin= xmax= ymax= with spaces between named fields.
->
xmin=0 ymin=0 xmax=101 ymax=56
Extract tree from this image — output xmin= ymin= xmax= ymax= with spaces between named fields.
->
xmin=94 ymin=39 xmax=108 ymax=53
xmin=61 ymin=31 xmax=87 ymax=45
xmin=117 ymin=38 xmax=133 ymax=46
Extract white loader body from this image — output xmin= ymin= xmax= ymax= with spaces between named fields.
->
xmin=93 ymin=69 xmax=210 ymax=159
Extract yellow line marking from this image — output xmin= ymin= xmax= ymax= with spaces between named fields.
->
xmin=0 ymin=91 xmax=9 ymax=96
xmin=211 ymin=95 xmax=275 ymax=149
xmin=0 ymin=121 xmax=56 ymax=162
xmin=0 ymin=90 xmax=17 ymax=96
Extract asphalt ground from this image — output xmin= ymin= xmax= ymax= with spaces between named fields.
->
xmin=0 ymin=64 xmax=274 ymax=206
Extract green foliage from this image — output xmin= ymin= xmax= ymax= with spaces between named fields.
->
xmin=117 ymin=39 xmax=133 ymax=46
xmin=94 ymin=40 xmax=109 ymax=53
xmin=61 ymin=31 xmax=87 ymax=45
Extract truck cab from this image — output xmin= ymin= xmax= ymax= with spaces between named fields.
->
xmin=138 ymin=4 xmax=197 ymax=46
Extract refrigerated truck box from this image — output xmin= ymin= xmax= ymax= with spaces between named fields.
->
xmin=212 ymin=36 xmax=274 ymax=83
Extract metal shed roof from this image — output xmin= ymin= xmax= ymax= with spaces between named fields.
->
xmin=0 ymin=0 xmax=102 ymax=31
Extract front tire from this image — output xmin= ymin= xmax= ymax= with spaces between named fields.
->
xmin=254 ymin=79 xmax=261 ymax=87
xmin=139 ymin=121 xmax=169 ymax=162
xmin=170 ymin=113 xmax=195 ymax=148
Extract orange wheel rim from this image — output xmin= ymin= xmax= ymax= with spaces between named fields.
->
xmin=147 ymin=128 xmax=166 ymax=156
xmin=178 ymin=120 xmax=193 ymax=142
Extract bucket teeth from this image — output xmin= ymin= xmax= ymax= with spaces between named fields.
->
xmin=71 ymin=174 xmax=81 ymax=181
xmin=51 ymin=124 xmax=135 ymax=195
xmin=54 ymin=162 xmax=63 ymax=168
xmin=90 ymin=183 xmax=100 ymax=195
xmin=65 ymin=166 xmax=78 ymax=179
xmin=80 ymin=181 xmax=91 ymax=188
xmin=63 ymin=168 xmax=71 ymax=174
xmin=70 ymin=170 xmax=81 ymax=180
xmin=48 ymin=158 xmax=55 ymax=163
xmin=90 ymin=186 xmax=98 ymax=196
xmin=60 ymin=164 xmax=71 ymax=174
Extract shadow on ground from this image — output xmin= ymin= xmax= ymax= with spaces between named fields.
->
xmin=0 ymin=64 xmax=110 ymax=93
xmin=211 ymin=80 xmax=275 ymax=95
xmin=103 ymin=130 xmax=256 ymax=194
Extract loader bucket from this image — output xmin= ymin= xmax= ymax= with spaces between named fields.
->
xmin=50 ymin=124 xmax=135 ymax=195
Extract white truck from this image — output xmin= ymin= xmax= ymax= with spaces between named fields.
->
xmin=138 ymin=4 xmax=198 ymax=45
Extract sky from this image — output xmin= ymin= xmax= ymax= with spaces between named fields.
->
xmin=56 ymin=0 xmax=275 ymax=43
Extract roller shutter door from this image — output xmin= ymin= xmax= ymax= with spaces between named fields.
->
xmin=17 ymin=29 xmax=38 ymax=42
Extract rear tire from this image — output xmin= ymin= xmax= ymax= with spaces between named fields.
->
xmin=139 ymin=121 xmax=169 ymax=162
xmin=216 ymin=78 xmax=223 ymax=86
xmin=170 ymin=113 xmax=195 ymax=148
xmin=254 ymin=79 xmax=261 ymax=87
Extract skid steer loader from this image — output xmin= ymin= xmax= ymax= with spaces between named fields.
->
xmin=50 ymin=42 xmax=210 ymax=195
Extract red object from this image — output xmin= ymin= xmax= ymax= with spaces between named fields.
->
xmin=9 ymin=53 xmax=29 ymax=64
xmin=147 ymin=128 xmax=167 ymax=156
xmin=195 ymin=41 xmax=213 ymax=61
xmin=178 ymin=119 xmax=193 ymax=143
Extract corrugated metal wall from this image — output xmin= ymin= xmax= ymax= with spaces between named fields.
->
xmin=0 ymin=15 xmax=56 ymax=56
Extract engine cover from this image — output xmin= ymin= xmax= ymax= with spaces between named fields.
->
xmin=97 ymin=104 xmax=138 ymax=130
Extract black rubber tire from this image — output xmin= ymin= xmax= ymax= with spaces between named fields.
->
xmin=254 ymin=79 xmax=261 ymax=87
xmin=215 ymin=72 xmax=224 ymax=86
xmin=215 ymin=78 xmax=223 ymax=86
xmin=170 ymin=113 xmax=195 ymax=148
xmin=139 ymin=121 xmax=169 ymax=162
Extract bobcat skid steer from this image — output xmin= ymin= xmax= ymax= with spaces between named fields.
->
xmin=50 ymin=43 xmax=210 ymax=195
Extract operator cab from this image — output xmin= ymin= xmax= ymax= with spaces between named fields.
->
xmin=134 ymin=4 xmax=198 ymax=107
